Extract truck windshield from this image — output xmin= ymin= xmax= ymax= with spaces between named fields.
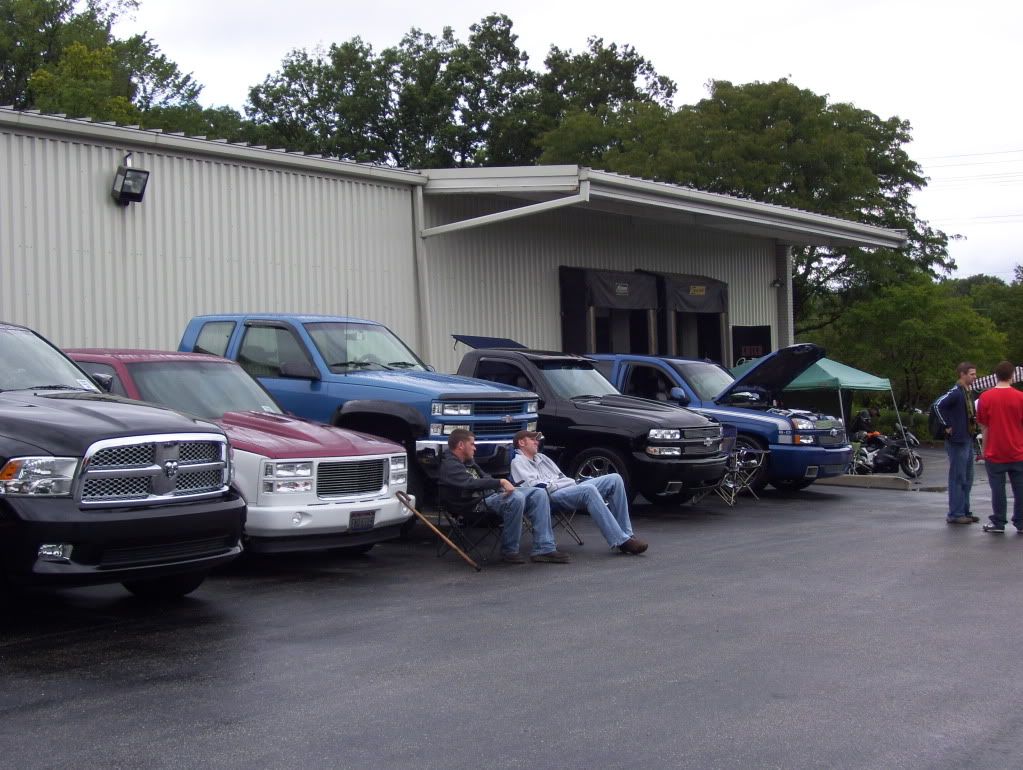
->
xmin=128 ymin=360 xmax=283 ymax=420
xmin=537 ymin=362 xmax=619 ymax=399
xmin=669 ymin=361 xmax=735 ymax=401
xmin=0 ymin=327 xmax=100 ymax=392
xmin=305 ymin=322 xmax=427 ymax=373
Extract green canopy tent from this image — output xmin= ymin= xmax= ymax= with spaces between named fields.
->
xmin=730 ymin=357 xmax=894 ymax=429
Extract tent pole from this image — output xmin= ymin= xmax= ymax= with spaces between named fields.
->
xmin=890 ymin=388 xmax=906 ymax=435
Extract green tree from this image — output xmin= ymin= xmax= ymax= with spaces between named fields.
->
xmin=813 ymin=279 xmax=1005 ymax=408
xmin=954 ymin=268 xmax=1023 ymax=366
xmin=28 ymin=40 xmax=137 ymax=122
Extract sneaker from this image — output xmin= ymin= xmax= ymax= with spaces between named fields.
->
xmin=618 ymin=537 xmax=649 ymax=555
xmin=530 ymin=550 xmax=571 ymax=564
xmin=983 ymin=523 xmax=1006 ymax=534
xmin=947 ymin=516 xmax=974 ymax=525
xmin=501 ymin=551 xmax=526 ymax=564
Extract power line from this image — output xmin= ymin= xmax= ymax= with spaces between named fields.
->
xmin=917 ymin=149 xmax=1023 ymax=161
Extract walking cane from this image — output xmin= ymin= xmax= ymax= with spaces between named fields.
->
xmin=395 ymin=490 xmax=481 ymax=572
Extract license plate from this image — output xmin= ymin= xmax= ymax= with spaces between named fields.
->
xmin=349 ymin=510 xmax=376 ymax=531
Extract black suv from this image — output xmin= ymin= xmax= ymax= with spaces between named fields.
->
xmin=0 ymin=322 xmax=246 ymax=600
xmin=456 ymin=342 xmax=726 ymax=502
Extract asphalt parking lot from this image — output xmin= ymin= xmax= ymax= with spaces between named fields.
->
xmin=3 ymin=447 xmax=1021 ymax=770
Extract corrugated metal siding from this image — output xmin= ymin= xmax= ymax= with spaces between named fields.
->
xmin=0 ymin=130 xmax=418 ymax=351
xmin=421 ymin=196 xmax=777 ymax=372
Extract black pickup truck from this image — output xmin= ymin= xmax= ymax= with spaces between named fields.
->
xmin=0 ymin=322 xmax=245 ymax=601
xmin=455 ymin=340 xmax=726 ymax=503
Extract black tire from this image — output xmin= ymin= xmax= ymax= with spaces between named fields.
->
xmin=734 ymin=435 xmax=770 ymax=492
xmin=900 ymin=452 xmax=924 ymax=479
xmin=770 ymin=477 xmax=816 ymax=492
xmin=122 ymin=571 xmax=207 ymax=600
xmin=568 ymin=447 xmax=635 ymax=503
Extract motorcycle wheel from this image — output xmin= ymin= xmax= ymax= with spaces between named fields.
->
xmin=900 ymin=452 xmax=924 ymax=479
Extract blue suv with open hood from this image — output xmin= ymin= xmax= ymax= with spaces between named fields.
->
xmin=590 ymin=343 xmax=850 ymax=491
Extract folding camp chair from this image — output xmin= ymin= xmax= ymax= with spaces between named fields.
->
xmin=435 ymin=484 xmax=506 ymax=565
xmin=713 ymin=426 xmax=769 ymax=506
xmin=508 ymin=449 xmax=584 ymax=546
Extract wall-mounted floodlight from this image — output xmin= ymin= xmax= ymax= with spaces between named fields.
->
xmin=111 ymin=152 xmax=150 ymax=206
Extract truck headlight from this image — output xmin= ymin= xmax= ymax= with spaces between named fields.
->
xmin=432 ymin=402 xmax=472 ymax=416
xmin=648 ymin=429 xmax=681 ymax=440
xmin=262 ymin=461 xmax=314 ymax=493
xmin=526 ymin=401 xmax=538 ymax=414
xmin=0 ymin=457 xmax=78 ymax=496
xmin=442 ymin=424 xmax=471 ymax=435
xmin=791 ymin=417 xmax=815 ymax=431
xmin=389 ymin=454 xmax=407 ymax=484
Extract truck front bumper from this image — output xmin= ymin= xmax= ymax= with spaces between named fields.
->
xmin=630 ymin=453 xmax=728 ymax=494
xmin=242 ymin=493 xmax=412 ymax=553
xmin=768 ymin=445 xmax=852 ymax=480
xmin=0 ymin=492 xmax=246 ymax=587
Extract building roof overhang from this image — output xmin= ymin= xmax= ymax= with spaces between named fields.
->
xmin=422 ymin=165 xmax=908 ymax=249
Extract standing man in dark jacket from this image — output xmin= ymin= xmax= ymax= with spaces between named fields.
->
xmin=437 ymin=429 xmax=570 ymax=564
xmin=935 ymin=362 xmax=979 ymax=524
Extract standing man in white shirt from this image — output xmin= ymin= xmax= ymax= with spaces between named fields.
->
xmin=510 ymin=430 xmax=648 ymax=554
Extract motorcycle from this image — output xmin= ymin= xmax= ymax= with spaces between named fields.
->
xmin=852 ymin=423 xmax=924 ymax=478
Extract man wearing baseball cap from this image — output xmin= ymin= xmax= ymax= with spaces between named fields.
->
xmin=511 ymin=430 xmax=648 ymax=555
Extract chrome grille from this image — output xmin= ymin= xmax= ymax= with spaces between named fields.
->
xmin=317 ymin=459 xmax=386 ymax=498
xmin=79 ymin=433 xmax=228 ymax=507
xmin=180 ymin=441 xmax=220 ymax=464
xmin=91 ymin=444 xmax=155 ymax=467
xmin=818 ymin=432 xmax=847 ymax=447
xmin=474 ymin=401 xmax=527 ymax=416
xmin=83 ymin=477 xmax=150 ymax=500
xmin=473 ymin=421 xmax=528 ymax=437
xmin=683 ymin=427 xmax=722 ymax=440
xmin=174 ymin=469 xmax=223 ymax=494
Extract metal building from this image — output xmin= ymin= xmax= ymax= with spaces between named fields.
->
xmin=0 ymin=108 xmax=906 ymax=373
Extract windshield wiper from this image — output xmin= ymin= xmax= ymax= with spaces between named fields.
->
xmin=20 ymin=384 xmax=90 ymax=391
xmin=387 ymin=361 xmax=418 ymax=368
xmin=328 ymin=361 xmax=373 ymax=369
xmin=569 ymin=394 xmax=603 ymax=400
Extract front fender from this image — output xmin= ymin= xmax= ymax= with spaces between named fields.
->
xmin=338 ymin=400 xmax=427 ymax=437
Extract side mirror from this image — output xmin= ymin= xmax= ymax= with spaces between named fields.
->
xmin=91 ymin=373 xmax=114 ymax=392
xmin=279 ymin=360 xmax=320 ymax=380
xmin=669 ymin=386 xmax=689 ymax=405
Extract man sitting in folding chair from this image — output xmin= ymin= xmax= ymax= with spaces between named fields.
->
xmin=510 ymin=430 xmax=648 ymax=555
xmin=438 ymin=429 xmax=571 ymax=565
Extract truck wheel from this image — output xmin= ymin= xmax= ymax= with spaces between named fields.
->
xmin=122 ymin=571 xmax=208 ymax=600
xmin=735 ymin=435 xmax=770 ymax=492
xmin=568 ymin=447 xmax=635 ymax=503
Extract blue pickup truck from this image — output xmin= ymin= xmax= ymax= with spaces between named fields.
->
xmin=590 ymin=344 xmax=851 ymax=491
xmin=179 ymin=314 xmax=538 ymax=502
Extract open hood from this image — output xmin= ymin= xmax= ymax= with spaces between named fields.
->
xmin=717 ymin=343 xmax=826 ymax=404
xmin=451 ymin=334 xmax=526 ymax=350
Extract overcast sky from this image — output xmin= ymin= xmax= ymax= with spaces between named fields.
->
xmin=114 ymin=0 xmax=1023 ymax=281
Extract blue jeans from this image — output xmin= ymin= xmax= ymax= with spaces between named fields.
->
xmin=946 ymin=440 xmax=975 ymax=519
xmin=550 ymin=474 xmax=633 ymax=548
xmin=483 ymin=486 xmax=556 ymax=556
xmin=985 ymin=460 xmax=1023 ymax=527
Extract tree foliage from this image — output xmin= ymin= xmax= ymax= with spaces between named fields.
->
xmin=812 ymin=279 xmax=1005 ymax=408
xmin=245 ymin=14 xmax=675 ymax=168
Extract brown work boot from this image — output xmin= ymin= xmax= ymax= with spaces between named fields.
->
xmin=530 ymin=550 xmax=571 ymax=564
xmin=618 ymin=537 xmax=648 ymax=555
xmin=501 ymin=551 xmax=526 ymax=564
